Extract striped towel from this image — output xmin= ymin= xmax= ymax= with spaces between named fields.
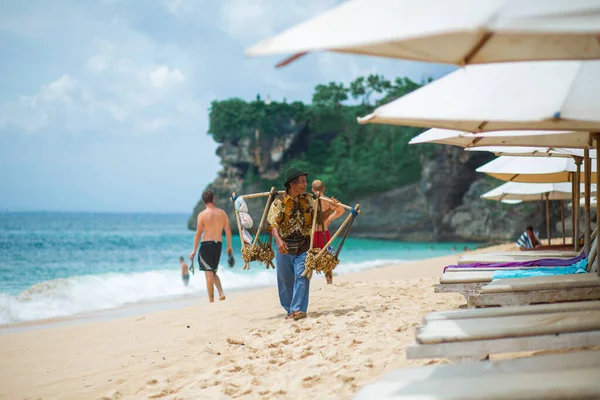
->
xmin=516 ymin=230 xmax=540 ymax=249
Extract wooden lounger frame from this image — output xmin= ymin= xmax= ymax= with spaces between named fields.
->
xmin=467 ymin=274 xmax=600 ymax=307
xmin=354 ymin=350 xmax=600 ymax=399
xmin=406 ymin=301 xmax=600 ymax=362
xmin=435 ymin=235 xmax=598 ymax=299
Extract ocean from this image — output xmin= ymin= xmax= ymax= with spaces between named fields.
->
xmin=0 ymin=212 xmax=478 ymax=325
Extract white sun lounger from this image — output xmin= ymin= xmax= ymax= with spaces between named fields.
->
xmin=406 ymin=301 xmax=600 ymax=362
xmin=354 ymin=350 xmax=600 ymax=400
xmin=468 ymin=274 xmax=600 ymax=307
xmin=435 ymin=239 xmax=596 ymax=298
xmin=457 ymin=250 xmax=578 ymax=264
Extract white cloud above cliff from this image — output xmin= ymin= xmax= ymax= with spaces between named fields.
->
xmin=0 ymin=0 xmax=454 ymax=212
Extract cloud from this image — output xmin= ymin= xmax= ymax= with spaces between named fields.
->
xmin=0 ymin=11 xmax=206 ymax=136
xmin=218 ymin=0 xmax=340 ymax=45
xmin=0 ymin=0 xmax=458 ymax=213
xmin=148 ymin=66 xmax=185 ymax=88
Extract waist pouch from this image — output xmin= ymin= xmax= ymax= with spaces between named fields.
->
xmin=284 ymin=236 xmax=310 ymax=255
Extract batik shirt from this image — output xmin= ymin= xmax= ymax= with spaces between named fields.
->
xmin=267 ymin=192 xmax=314 ymax=239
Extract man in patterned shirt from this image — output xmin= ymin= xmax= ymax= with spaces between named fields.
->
xmin=267 ymin=167 xmax=314 ymax=320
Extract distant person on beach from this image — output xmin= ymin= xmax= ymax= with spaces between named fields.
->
xmin=180 ymin=257 xmax=190 ymax=286
xmin=189 ymin=190 xmax=233 ymax=302
xmin=517 ymin=225 xmax=541 ymax=250
xmin=311 ymin=179 xmax=345 ymax=285
xmin=268 ymin=168 xmax=314 ymax=320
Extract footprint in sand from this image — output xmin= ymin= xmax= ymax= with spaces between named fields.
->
xmin=146 ymin=389 xmax=168 ymax=398
xmin=100 ymin=389 xmax=122 ymax=400
xmin=226 ymin=338 xmax=245 ymax=346
xmin=339 ymin=375 xmax=356 ymax=383
xmin=302 ymin=375 xmax=321 ymax=388
xmin=299 ymin=350 xmax=314 ymax=359
xmin=227 ymin=365 xmax=242 ymax=373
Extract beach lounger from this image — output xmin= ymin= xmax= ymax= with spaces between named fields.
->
xmin=436 ymin=268 xmax=545 ymax=296
xmin=468 ymin=274 xmax=600 ymax=307
xmin=457 ymin=250 xmax=578 ymax=264
xmin=435 ymin=267 xmax=587 ymax=298
xmin=405 ymin=300 xmax=600 ymax=362
xmin=435 ymin=239 xmax=596 ymax=298
xmin=435 ymin=271 xmax=495 ymax=296
xmin=354 ymin=350 xmax=600 ymax=399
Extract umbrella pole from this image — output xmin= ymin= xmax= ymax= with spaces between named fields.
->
xmin=584 ymin=149 xmax=591 ymax=256
xmin=596 ymin=134 xmax=600 ymax=276
xmin=574 ymin=157 xmax=582 ymax=252
xmin=545 ymin=193 xmax=551 ymax=246
xmin=561 ymin=200 xmax=565 ymax=245
xmin=571 ymin=180 xmax=576 ymax=250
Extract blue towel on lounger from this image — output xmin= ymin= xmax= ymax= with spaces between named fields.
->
xmin=492 ymin=259 xmax=588 ymax=280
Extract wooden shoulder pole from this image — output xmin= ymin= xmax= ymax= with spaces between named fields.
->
xmin=241 ymin=190 xmax=285 ymax=200
xmin=314 ymin=204 xmax=361 ymax=261
xmin=309 ymin=192 xmax=320 ymax=250
xmin=252 ymin=187 xmax=276 ymax=247
xmin=319 ymin=196 xmax=353 ymax=211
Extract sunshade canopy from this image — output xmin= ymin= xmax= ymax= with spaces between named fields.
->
xmin=482 ymin=182 xmax=596 ymax=202
xmin=409 ymin=129 xmax=593 ymax=149
xmin=246 ymin=0 xmax=600 ymax=66
xmin=477 ymin=156 xmax=597 ymax=183
xmin=358 ymin=61 xmax=600 ymax=132
xmin=467 ymin=146 xmax=597 ymax=159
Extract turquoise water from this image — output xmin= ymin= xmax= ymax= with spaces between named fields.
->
xmin=0 ymin=212 xmax=477 ymax=324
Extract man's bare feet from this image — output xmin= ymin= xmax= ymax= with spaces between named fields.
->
xmin=219 ymin=296 xmax=226 ymax=301
xmin=293 ymin=311 xmax=307 ymax=320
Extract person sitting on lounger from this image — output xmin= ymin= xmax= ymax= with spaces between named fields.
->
xmin=517 ymin=225 xmax=541 ymax=250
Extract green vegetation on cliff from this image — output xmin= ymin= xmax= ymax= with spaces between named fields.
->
xmin=207 ymin=75 xmax=437 ymax=199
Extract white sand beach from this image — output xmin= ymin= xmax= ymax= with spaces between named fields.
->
xmin=1 ymin=243 xmax=520 ymax=400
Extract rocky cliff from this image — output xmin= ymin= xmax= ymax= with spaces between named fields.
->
xmin=189 ymin=121 xmax=573 ymax=243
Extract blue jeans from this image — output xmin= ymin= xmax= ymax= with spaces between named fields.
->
xmin=275 ymin=250 xmax=310 ymax=314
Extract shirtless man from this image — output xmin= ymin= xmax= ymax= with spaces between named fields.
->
xmin=311 ymin=180 xmax=345 ymax=284
xmin=180 ymin=256 xmax=190 ymax=286
xmin=189 ymin=190 xmax=233 ymax=302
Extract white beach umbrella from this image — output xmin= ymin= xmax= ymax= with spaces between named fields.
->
xmin=409 ymin=129 xmax=592 ymax=149
xmin=245 ymin=0 xmax=600 ymax=67
xmin=466 ymin=147 xmax=597 ymax=159
xmin=358 ymin=61 xmax=600 ymax=131
xmin=476 ymin=156 xmax=596 ymax=183
xmin=482 ymin=182 xmax=596 ymax=202
xmin=481 ymin=181 xmax=596 ymax=244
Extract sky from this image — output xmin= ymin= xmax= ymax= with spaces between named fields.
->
xmin=0 ymin=0 xmax=455 ymax=213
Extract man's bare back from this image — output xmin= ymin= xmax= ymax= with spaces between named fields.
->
xmin=197 ymin=207 xmax=229 ymax=242
xmin=189 ymin=190 xmax=233 ymax=303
